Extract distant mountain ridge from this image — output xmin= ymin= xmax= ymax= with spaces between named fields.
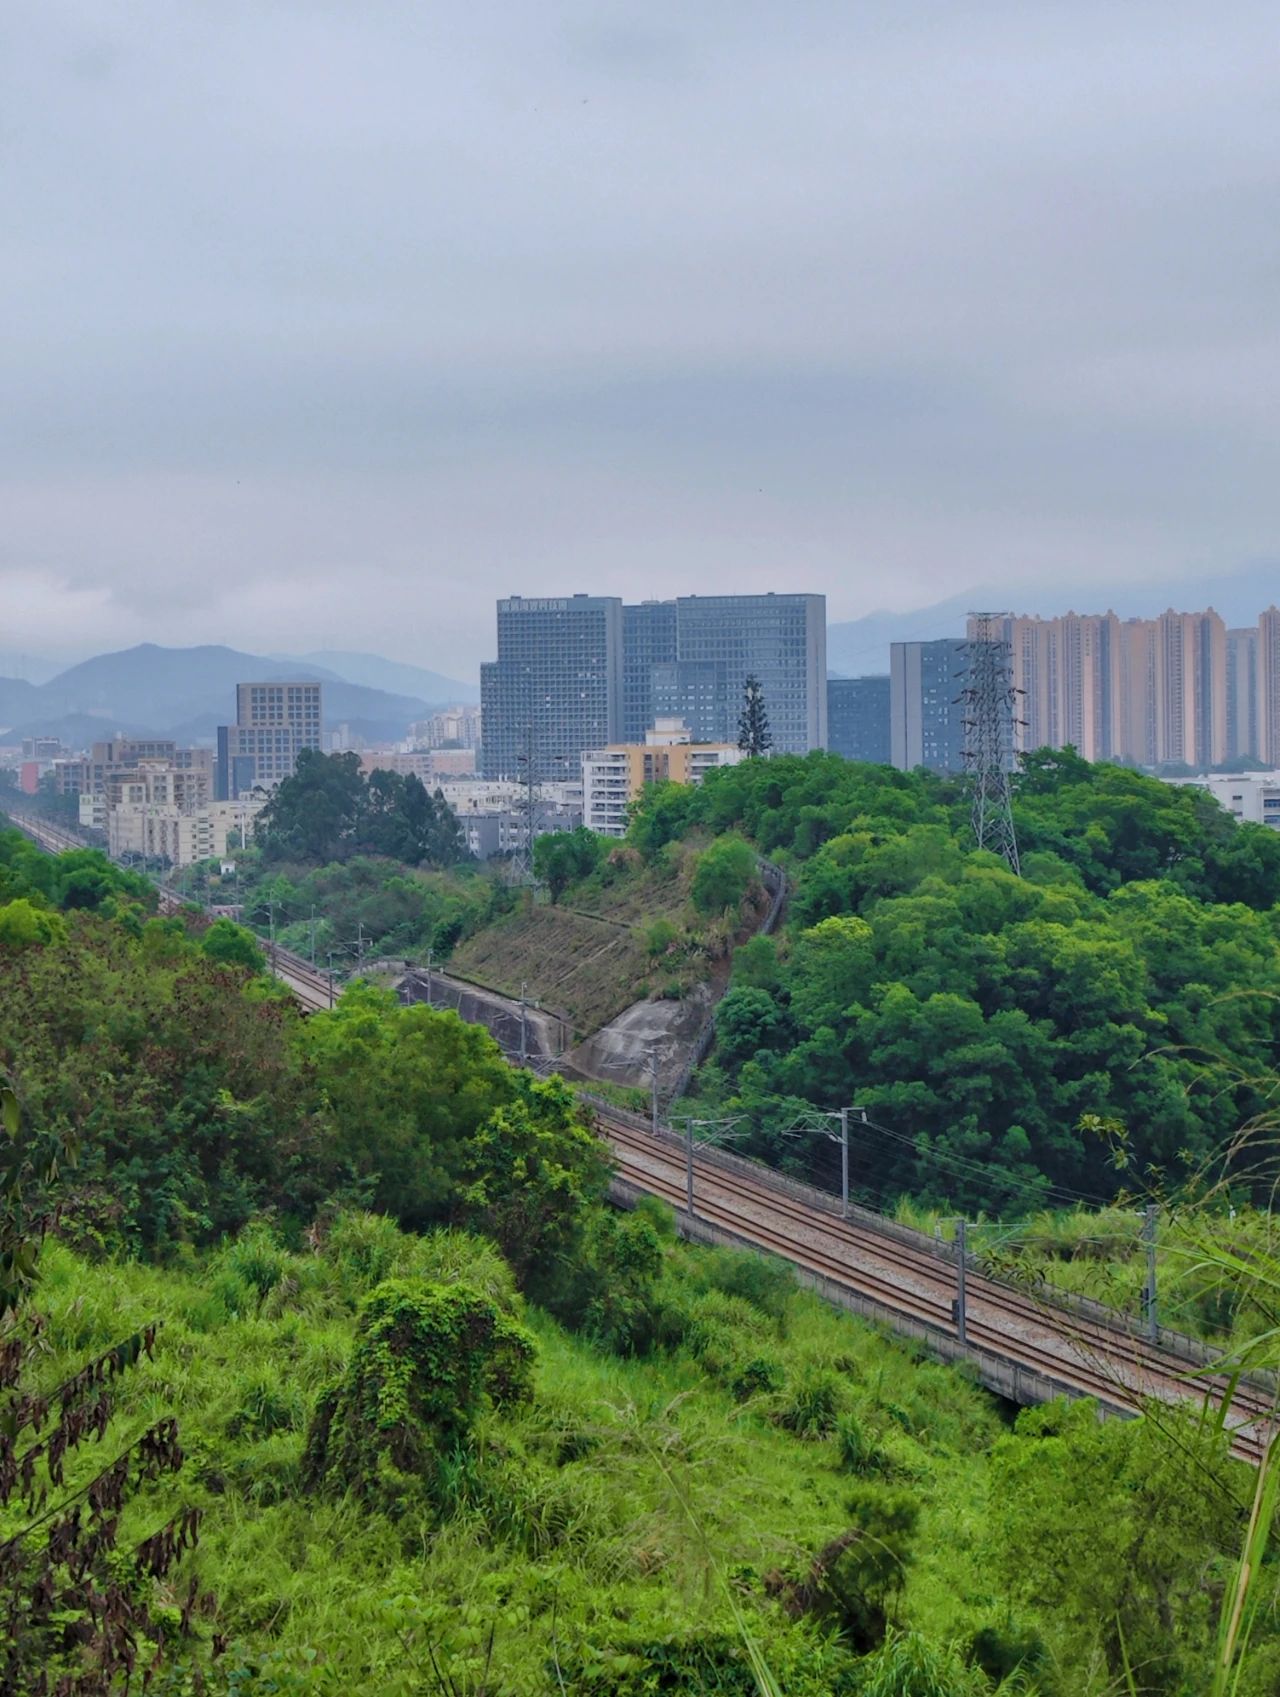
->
xmin=288 ymin=650 xmax=478 ymax=704
xmin=0 ymin=643 xmax=439 ymax=743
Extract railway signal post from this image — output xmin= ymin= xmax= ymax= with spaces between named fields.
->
xmin=1142 ymin=1203 xmax=1158 ymax=1342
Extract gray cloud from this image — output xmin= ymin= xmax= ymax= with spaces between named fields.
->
xmin=2 ymin=0 xmax=1278 ymax=671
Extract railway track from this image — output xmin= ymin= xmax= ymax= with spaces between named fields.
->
xmin=8 ymin=807 xmax=1275 ymax=1454
xmin=597 ymin=1109 xmax=1277 ymax=1464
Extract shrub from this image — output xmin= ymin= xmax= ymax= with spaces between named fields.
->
xmin=778 ymin=1368 xmax=845 ymax=1438
xmin=836 ymin=1413 xmax=889 ymax=1476
xmin=322 ymin=1209 xmax=406 ymax=1294
xmin=731 ymin=1356 xmax=784 ymax=1402
xmin=859 ymin=1630 xmax=990 ymax=1696
xmin=213 ymin=1224 xmax=290 ymax=1312
xmin=645 ymin=917 xmax=679 ymax=957
xmin=697 ymin=1246 xmax=794 ymax=1325
xmin=691 ymin=835 xmax=757 ymax=916
xmin=303 ymin=1279 xmax=536 ymax=1506
xmin=227 ymin=1374 xmax=306 ymax=1439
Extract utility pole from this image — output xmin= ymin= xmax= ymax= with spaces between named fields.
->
xmin=519 ymin=980 xmax=529 ymax=1065
xmin=953 ymin=1218 xmax=968 ymax=1344
xmin=838 ymin=1107 xmax=849 ymax=1220
xmin=960 ymin=612 xmax=1024 ymax=875
xmin=645 ymin=1040 xmax=660 ymax=1134
xmin=785 ymin=1106 xmax=864 ymax=1219
xmin=675 ymin=1115 xmax=745 ymax=1222
xmin=1142 ymin=1203 xmax=1158 ymax=1342
xmin=309 ymin=904 xmax=317 ymax=967
xmin=356 ymin=921 xmax=366 ymax=974
xmin=326 ymin=950 xmax=337 ymax=1008
xmin=425 ymin=948 xmax=434 ymax=1008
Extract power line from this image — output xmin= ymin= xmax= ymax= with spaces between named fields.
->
xmin=849 ymin=1111 xmax=1122 ymax=1210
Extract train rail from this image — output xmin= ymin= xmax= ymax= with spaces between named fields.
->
xmin=596 ymin=1109 xmax=1275 ymax=1463
xmin=8 ymin=807 xmax=1275 ymax=1454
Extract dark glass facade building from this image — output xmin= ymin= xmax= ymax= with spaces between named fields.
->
xmin=621 ymin=601 xmax=679 ymax=742
xmin=827 ymin=675 xmax=890 ymax=764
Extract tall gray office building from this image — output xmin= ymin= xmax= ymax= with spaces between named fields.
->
xmin=480 ymin=594 xmax=623 ymax=781
xmin=670 ymin=593 xmax=827 ymax=753
xmin=621 ymin=601 xmax=678 ymax=742
xmin=215 ymin=680 xmax=323 ymax=799
xmin=889 ymin=640 xmax=968 ymax=773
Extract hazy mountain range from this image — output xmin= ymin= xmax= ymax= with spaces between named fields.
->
xmin=0 ymin=645 xmax=477 ymax=745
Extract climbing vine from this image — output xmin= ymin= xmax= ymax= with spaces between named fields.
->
xmin=304 ymin=1280 xmax=536 ymax=1506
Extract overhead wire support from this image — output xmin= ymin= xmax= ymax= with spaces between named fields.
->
xmin=672 ymin=1114 xmax=748 ymax=1221
xmin=781 ymin=1106 xmax=868 ymax=1219
xmin=960 ymin=611 xmax=1025 ymax=876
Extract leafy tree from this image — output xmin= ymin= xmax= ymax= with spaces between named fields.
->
xmin=460 ymin=1073 xmax=611 ymax=1288
xmin=200 ymin=915 xmax=266 ymax=973
xmin=627 ymin=780 xmax=698 ymax=861
xmin=715 ymin=987 xmax=791 ymax=1071
xmin=533 ymin=826 xmax=604 ymax=902
xmin=0 ymin=896 xmax=67 ymax=950
xmin=691 ymin=835 xmax=757 ymax=916
xmin=737 ymin=673 xmax=773 ymax=758
xmin=260 ymin=752 xmax=468 ymax=870
xmin=988 ymin=1398 xmax=1238 ymax=1691
xmin=0 ymin=910 xmax=320 ymax=1253
xmin=259 ymin=749 xmax=366 ymax=863
xmin=299 ymin=983 xmax=515 ymax=1231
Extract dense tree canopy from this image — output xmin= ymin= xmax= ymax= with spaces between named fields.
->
xmin=628 ymin=751 xmax=1280 ymax=1210
xmin=258 ymin=749 xmax=468 ymax=868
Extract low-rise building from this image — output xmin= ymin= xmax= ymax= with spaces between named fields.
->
xmin=108 ymin=795 xmax=267 ymax=867
xmin=1172 ymin=771 xmax=1280 ymax=829
xmin=581 ymin=719 xmax=742 ymax=837
xmin=411 ymin=705 xmax=482 ymax=751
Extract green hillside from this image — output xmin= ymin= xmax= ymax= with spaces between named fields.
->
xmin=449 ymin=836 xmax=770 ymax=1037
xmin=4 ymin=805 xmax=1280 ymax=1694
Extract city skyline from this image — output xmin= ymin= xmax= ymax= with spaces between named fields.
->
xmin=3 ymin=4 xmax=1278 ymax=670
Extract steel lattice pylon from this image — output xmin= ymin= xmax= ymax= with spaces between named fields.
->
xmin=960 ymin=612 xmax=1023 ymax=875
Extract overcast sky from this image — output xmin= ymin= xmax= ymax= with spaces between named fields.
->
xmin=2 ymin=1 xmax=1277 ymax=676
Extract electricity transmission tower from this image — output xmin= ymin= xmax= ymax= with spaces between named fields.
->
xmin=960 ymin=612 xmax=1023 ymax=875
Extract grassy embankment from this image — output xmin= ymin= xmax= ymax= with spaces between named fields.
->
xmin=893 ymin=1198 xmax=1280 ymax=1351
xmin=24 ymin=1217 xmax=1006 ymax=1694
xmin=449 ymin=837 xmax=769 ymax=1039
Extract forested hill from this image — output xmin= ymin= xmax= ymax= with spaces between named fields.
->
xmin=628 ymin=749 xmax=1280 ymax=1212
xmin=2 ymin=808 xmax=1279 ymax=1691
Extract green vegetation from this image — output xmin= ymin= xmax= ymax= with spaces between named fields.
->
xmin=258 ymin=749 xmax=468 ymax=868
xmin=450 ymin=833 xmax=768 ymax=1036
xmin=6 ymin=798 xmax=1280 ymax=1692
xmin=533 ymin=825 xmax=605 ymax=903
xmin=633 ymin=750 xmax=1280 ymax=1212
xmin=177 ymin=846 xmax=513 ymax=975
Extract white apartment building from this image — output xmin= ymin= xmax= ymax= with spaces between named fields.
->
xmin=1173 ymin=772 xmax=1280 ymax=830
xmin=108 ymin=796 xmax=267 ymax=868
